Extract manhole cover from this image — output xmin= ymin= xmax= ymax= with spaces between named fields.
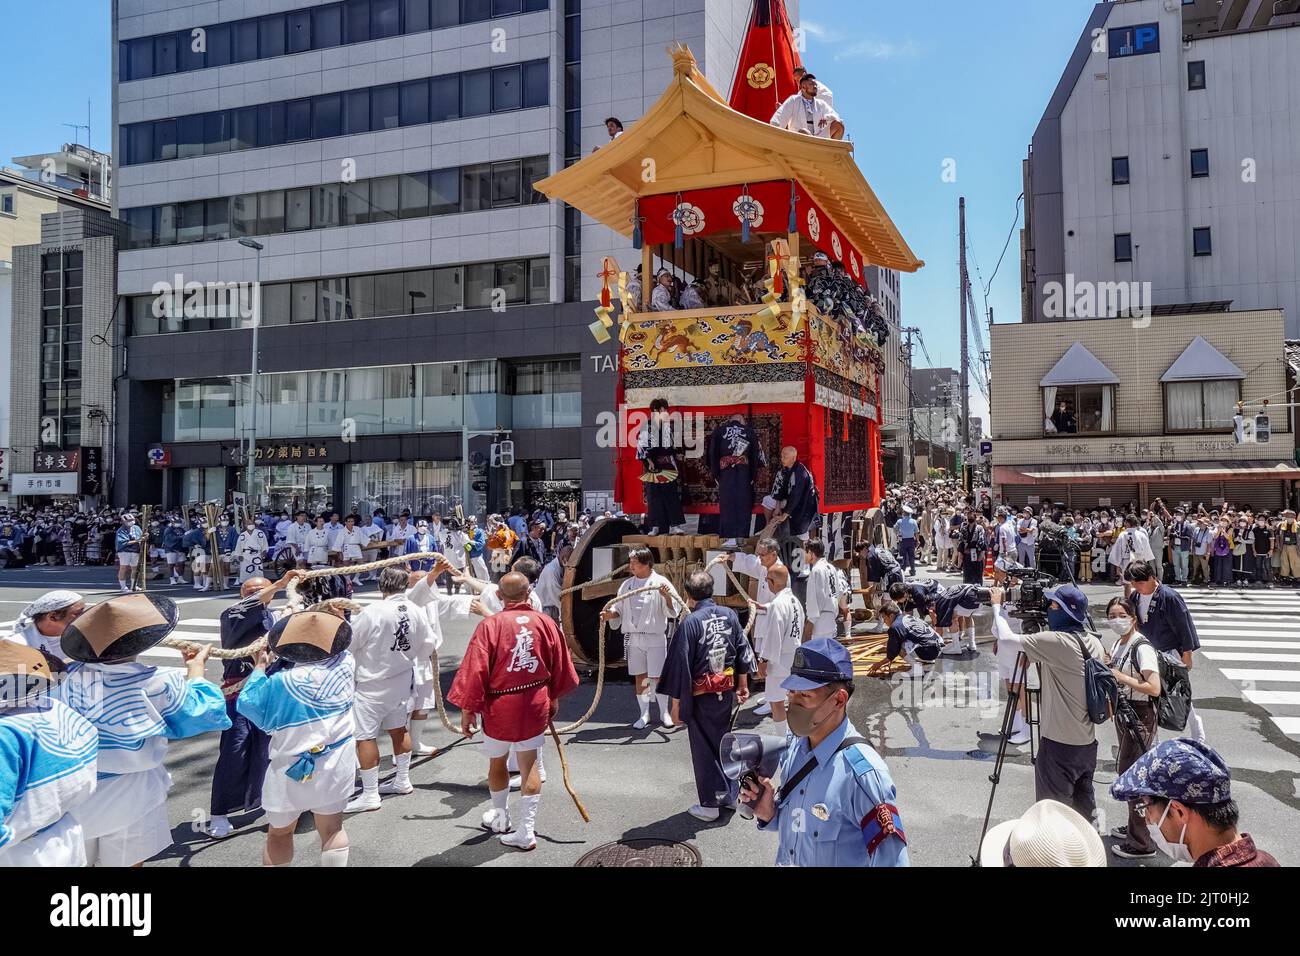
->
xmin=574 ymin=839 xmax=702 ymax=868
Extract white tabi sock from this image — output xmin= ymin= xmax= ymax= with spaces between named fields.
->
xmin=491 ymin=788 xmax=509 ymax=813
xmin=393 ymin=752 xmax=411 ymax=787
xmin=773 ymin=719 xmax=789 ymax=738
xmin=655 ymin=693 xmax=671 ymax=718
xmin=517 ymin=794 xmax=540 ymax=840
xmin=359 ymin=765 xmax=380 ymax=795
xmin=320 ymin=847 xmax=350 ymax=867
xmin=1011 ymin=711 xmax=1029 ymax=736
xmin=636 ymin=690 xmax=652 ymax=723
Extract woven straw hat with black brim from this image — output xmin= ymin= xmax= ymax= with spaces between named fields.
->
xmin=267 ymin=610 xmax=352 ymax=664
xmin=0 ymin=642 xmax=60 ymax=706
xmin=60 ymin=593 xmax=180 ymax=664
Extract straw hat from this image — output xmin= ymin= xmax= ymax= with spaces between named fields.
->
xmin=267 ymin=611 xmax=352 ymax=664
xmin=0 ymin=642 xmax=59 ymax=706
xmin=60 ymin=593 xmax=180 ymax=664
xmin=979 ymin=800 xmax=1106 ymax=867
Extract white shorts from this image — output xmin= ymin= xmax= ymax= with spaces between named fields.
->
xmin=764 ymin=661 xmax=791 ymax=702
xmin=954 ymin=604 xmax=977 ymax=619
xmin=116 ymin=552 xmax=140 ymax=568
xmin=260 ymin=744 xmax=357 ymax=828
xmin=149 ymin=547 xmax=165 ymax=559
xmin=0 ymin=813 xmax=86 ymax=867
xmin=83 ymin=801 xmax=171 ymax=867
xmin=761 ymin=495 xmax=779 ymax=511
xmin=481 ymin=733 xmax=545 ymax=759
xmin=625 ymin=632 xmax=668 ymax=677
xmin=352 ymin=684 xmax=412 ymax=739
xmin=410 ymin=679 xmax=438 ymax=712
xmin=166 ymin=551 xmax=184 ymax=564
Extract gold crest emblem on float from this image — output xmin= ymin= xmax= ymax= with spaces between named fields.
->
xmin=747 ymin=63 xmax=776 ymax=89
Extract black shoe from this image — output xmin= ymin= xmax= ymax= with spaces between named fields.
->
xmin=1110 ymin=843 xmax=1157 ymax=860
xmin=1109 ymin=824 xmax=1128 ymax=839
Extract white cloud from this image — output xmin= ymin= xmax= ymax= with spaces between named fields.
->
xmin=797 ymin=18 xmax=920 ymax=61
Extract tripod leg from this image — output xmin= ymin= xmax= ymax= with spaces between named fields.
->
xmin=973 ymin=652 xmax=1028 ymax=861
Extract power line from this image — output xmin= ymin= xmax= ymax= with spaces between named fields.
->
xmin=984 ymin=192 xmax=1024 ymax=299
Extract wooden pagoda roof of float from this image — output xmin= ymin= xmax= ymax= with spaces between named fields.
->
xmin=534 ymin=44 xmax=924 ymax=273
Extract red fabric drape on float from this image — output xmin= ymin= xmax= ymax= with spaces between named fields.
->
xmin=638 ymin=181 xmax=870 ymax=288
xmin=728 ymin=0 xmax=803 ymax=124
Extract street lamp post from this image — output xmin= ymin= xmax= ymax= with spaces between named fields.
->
xmin=238 ymin=238 xmax=264 ymax=507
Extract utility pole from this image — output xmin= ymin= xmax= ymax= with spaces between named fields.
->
xmin=958 ymin=197 xmax=971 ymax=493
xmin=902 ymin=326 xmax=920 ymax=481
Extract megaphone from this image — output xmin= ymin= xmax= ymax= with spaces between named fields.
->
xmin=720 ymin=732 xmax=789 ymax=820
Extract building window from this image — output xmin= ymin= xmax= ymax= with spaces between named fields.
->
xmin=1193 ymin=227 xmax=1212 ymax=257
xmin=1 ymin=192 xmax=16 ymax=215
xmin=120 ymin=63 xmax=549 ymax=164
xmin=1114 ymin=233 xmax=1133 ymax=263
xmin=1044 ymin=385 xmax=1114 ymax=436
xmin=1188 ymin=60 xmax=1206 ymax=90
xmin=1190 ymin=148 xmax=1209 ymax=178
xmin=1111 ymin=156 xmax=1130 ymax=186
xmin=1164 ymin=380 xmax=1238 ymax=433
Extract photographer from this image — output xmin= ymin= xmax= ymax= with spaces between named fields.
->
xmin=1103 ymin=597 xmax=1162 ymax=860
xmin=1124 ymin=560 xmax=1204 ymax=743
xmin=740 ymin=638 xmax=910 ymax=866
xmin=989 ymin=584 xmax=1106 ymax=823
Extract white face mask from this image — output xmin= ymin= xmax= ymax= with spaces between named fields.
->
xmin=1147 ymin=802 xmax=1193 ymax=864
xmin=1107 ymin=618 xmax=1132 ymax=637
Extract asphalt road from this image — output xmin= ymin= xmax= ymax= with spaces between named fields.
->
xmin=3 ymin=561 xmax=1297 ymax=867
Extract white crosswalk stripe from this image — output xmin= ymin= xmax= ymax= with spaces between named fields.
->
xmin=1182 ymin=587 xmax=1300 ymax=741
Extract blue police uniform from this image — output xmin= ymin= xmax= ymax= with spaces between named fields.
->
xmin=754 ymin=639 xmax=909 ymax=867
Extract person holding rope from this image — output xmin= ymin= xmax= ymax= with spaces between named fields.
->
xmin=756 ymin=563 xmax=805 ymax=736
xmin=236 ymin=608 xmax=357 ymax=866
xmin=207 ymin=570 xmax=301 ymax=840
xmin=723 ymin=537 xmax=783 ymax=713
xmin=660 ymin=569 xmax=757 ymax=822
xmin=344 ymin=567 xmax=437 ymax=813
xmin=600 ymin=545 xmax=686 ymax=730
xmin=404 ymin=558 xmax=459 ymax=757
xmin=57 ymin=593 xmax=231 ymax=866
xmin=0 ymin=643 xmax=99 ymax=867
xmin=448 ymin=572 xmax=579 ymax=851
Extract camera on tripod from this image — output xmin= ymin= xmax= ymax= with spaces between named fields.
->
xmin=998 ymin=563 xmax=1058 ymax=633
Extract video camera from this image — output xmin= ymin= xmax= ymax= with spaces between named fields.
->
xmin=998 ymin=562 xmax=1058 ymax=633
xmin=720 ymin=732 xmax=788 ymax=821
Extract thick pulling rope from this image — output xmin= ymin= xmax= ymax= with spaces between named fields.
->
xmin=157 ymin=552 xmax=443 ymax=661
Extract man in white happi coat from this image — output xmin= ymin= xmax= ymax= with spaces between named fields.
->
xmin=755 ymin=564 xmax=805 ymax=738
xmin=803 ymin=539 xmax=844 ymax=640
xmin=283 ymin=511 xmax=311 ymax=568
xmin=770 ymin=72 xmax=842 ymax=138
xmin=344 ymin=566 xmax=436 ymax=813
xmin=600 ymin=546 xmax=686 ymax=729
xmin=234 ymin=518 xmax=270 ymax=584
xmin=722 ymin=538 xmax=782 ymax=713
xmin=4 ymin=590 xmax=85 ymax=663
xmin=403 ymin=558 xmax=458 ymax=757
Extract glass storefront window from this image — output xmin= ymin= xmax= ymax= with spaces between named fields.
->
xmin=252 ymin=464 xmax=333 ymax=515
xmin=265 ymin=372 xmax=309 ymax=438
xmin=345 ymin=367 xmax=386 ymax=435
xmin=383 ymin=365 xmax=415 ymax=431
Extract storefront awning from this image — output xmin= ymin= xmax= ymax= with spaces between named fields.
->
xmin=994 ymin=460 xmax=1300 ymax=484
xmin=1040 ymin=343 xmax=1118 ymax=387
xmin=1161 ymin=336 xmax=1244 ymax=381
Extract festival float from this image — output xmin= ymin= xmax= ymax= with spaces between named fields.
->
xmin=535 ymin=1 xmax=923 ymax=668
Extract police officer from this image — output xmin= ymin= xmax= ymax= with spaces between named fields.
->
xmin=740 ymin=638 xmax=910 ymax=866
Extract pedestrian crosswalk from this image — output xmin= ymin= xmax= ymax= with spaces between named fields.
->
xmin=1181 ymin=586 xmax=1300 ymax=741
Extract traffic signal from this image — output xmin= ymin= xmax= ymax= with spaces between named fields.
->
xmin=1255 ymin=414 xmax=1271 ymax=444
xmin=498 ymin=440 xmax=515 ymax=467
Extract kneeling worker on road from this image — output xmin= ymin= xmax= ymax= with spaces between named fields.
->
xmin=740 ymin=638 xmax=910 ymax=866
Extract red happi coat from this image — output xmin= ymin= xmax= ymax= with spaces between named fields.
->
xmin=448 ymin=603 xmax=580 ymax=741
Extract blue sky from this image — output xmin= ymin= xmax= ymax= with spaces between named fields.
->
xmin=0 ymin=0 xmax=1102 ymax=428
xmin=796 ymin=0 xmax=1100 ymax=426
